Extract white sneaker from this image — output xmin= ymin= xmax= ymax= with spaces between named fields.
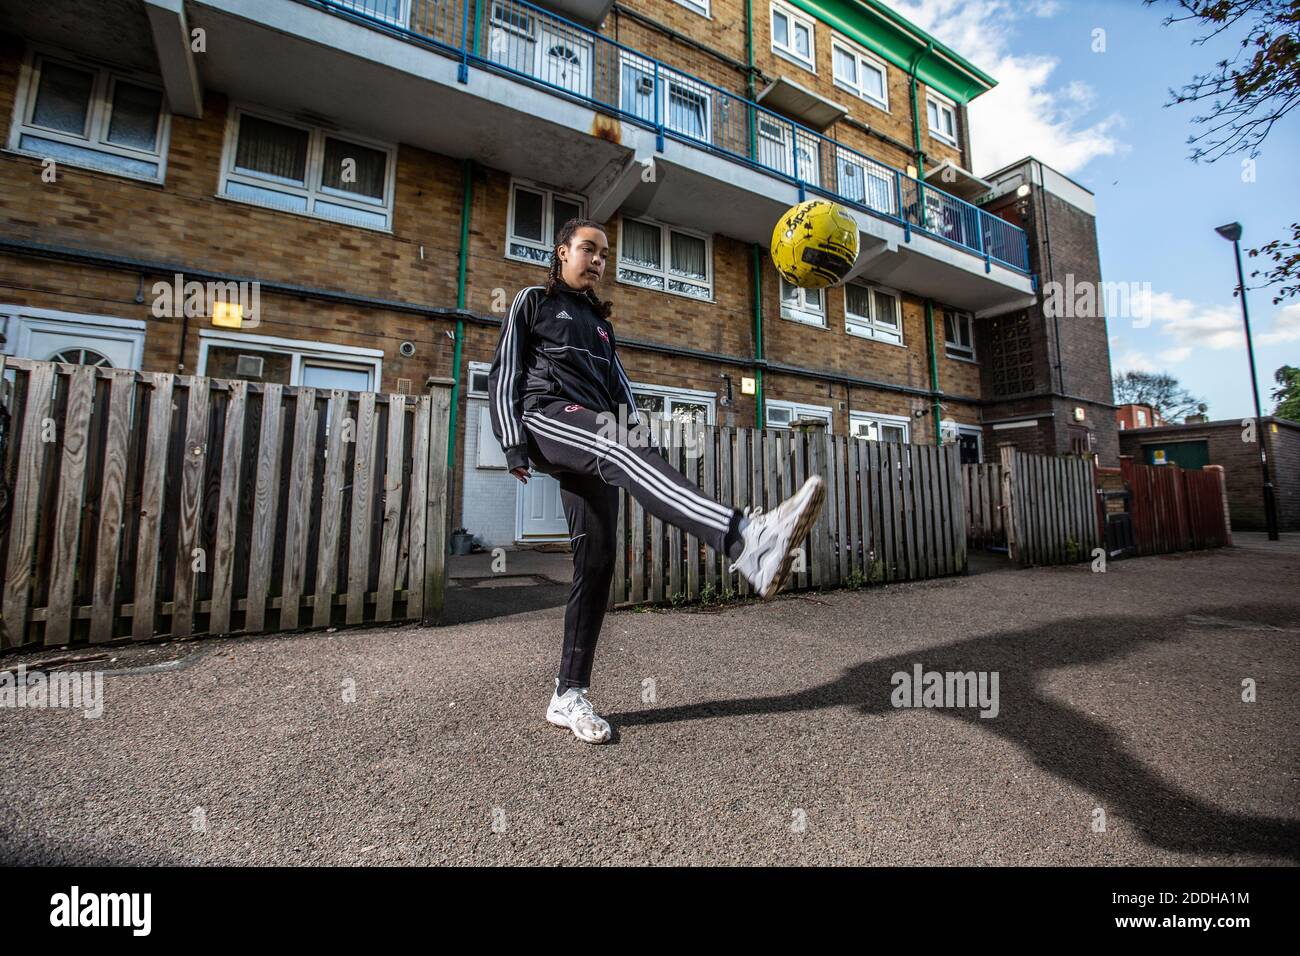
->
xmin=546 ymin=680 xmax=612 ymax=744
xmin=728 ymin=475 xmax=826 ymax=599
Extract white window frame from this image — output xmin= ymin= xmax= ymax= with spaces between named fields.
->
xmin=830 ymin=36 xmax=889 ymax=112
xmin=835 ymin=146 xmax=897 ymax=216
xmin=630 ymin=381 xmax=718 ymax=426
xmin=770 ymin=2 xmax=817 ymax=74
xmin=942 ymin=307 xmax=977 ymax=362
xmin=844 ymin=281 xmax=903 ymax=346
xmin=766 ymin=399 xmax=833 ymax=433
xmin=755 ymin=114 xmax=821 ymax=185
xmin=849 ymin=410 xmax=910 ymax=444
xmin=619 ymin=53 xmax=713 ymax=144
xmin=505 ymin=179 xmax=586 ymax=267
xmin=1 ymin=306 xmax=147 ymax=369
xmin=197 ymin=330 xmax=383 ymax=389
xmin=925 ymin=89 xmax=959 ymax=147
xmin=669 ymin=0 xmax=711 ymax=17
xmin=616 ymin=216 xmax=714 ymax=302
xmin=7 ymin=49 xmax=171 ymax=184
xmin=468 ymin=360 xmax=493 ymax=397
xmin=217 ymin=104 xmax=398 ymax=233
xmin=779 ymin=275 xmax=826 ymax=327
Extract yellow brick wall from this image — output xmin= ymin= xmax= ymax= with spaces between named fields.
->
xmin=613 ymin=0 xmax=972 ymax=175
xmin=0 ymin=19 xmax=990 ymax=528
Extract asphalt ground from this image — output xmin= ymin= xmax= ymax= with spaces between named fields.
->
xmin=1 ymin=543 xmax=1297 ymax=865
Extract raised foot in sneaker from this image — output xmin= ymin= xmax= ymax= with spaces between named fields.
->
xmin=546 ymin=680 xmax=612 ymax=744
xmin=728 ymin=475 xmax=827 ymax=599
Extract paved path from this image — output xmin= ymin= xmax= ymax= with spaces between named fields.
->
xmin=2 ymin=545 xmax=1297 ymax=865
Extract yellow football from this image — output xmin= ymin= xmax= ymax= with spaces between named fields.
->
xmin=770 ymin=199 xmax=860 ymax=288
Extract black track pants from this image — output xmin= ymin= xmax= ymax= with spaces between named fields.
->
xmin=521 ymin=397 xmax=745 ymax=690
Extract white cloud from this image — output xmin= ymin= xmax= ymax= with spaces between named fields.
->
xmin=1258 ymin=302 xmax=1300 ymax=345
xmin=1115 ymin=350 xmax=1157 ymax=373
xmin=1159 ymin=346 xmax=1192 ymax=363
xmin=1135 ymin=289 xmax=1245 ymax=351
xmin=890 ymin=0 xmax=1125 ymax=175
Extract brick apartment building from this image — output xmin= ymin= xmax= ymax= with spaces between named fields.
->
xmin=0 ymin=0 xmax=1117 ymax=548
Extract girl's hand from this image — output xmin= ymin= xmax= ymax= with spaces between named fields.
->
xmin=510 ymin=466 xmax=530 ymax=483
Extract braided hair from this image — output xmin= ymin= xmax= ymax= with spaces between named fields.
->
xmin=545 ymin=217 xmax=614 ymax=321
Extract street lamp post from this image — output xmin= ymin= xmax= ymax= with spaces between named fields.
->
xmin=1215 ymin=221 xmax=1279 ymax=540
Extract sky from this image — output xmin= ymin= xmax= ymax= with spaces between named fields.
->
xmin=891 ymin=0 xmax=1299 ymax=420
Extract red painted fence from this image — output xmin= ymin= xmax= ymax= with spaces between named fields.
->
xmin=1120 ymin=459 xmax=1229 ymax=555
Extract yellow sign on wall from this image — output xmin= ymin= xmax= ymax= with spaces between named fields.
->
xmin=212 ymin=301 xmax=243 ymax=328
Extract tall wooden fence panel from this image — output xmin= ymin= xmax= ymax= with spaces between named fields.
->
xmin=962 ymin=462 xmax=1006 ymax=549
xmin=998 ymin=447 xmax=1100 ymax=567
xmin=1120 ymin=458 xmax=1228 ymax=555
xmin=609 ymin=422 xmax=966 ymax=607
xmin=0 ymin=358 xmax=452 ymax=651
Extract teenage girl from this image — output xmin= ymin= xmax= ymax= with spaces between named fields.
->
xmin=489 ymin=218 xmax=825 ymax=743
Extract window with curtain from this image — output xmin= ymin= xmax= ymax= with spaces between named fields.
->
xmin=12 ymin=54 xmax=169 ymax=181
xmin=832 ymin=39 xmax=888 ymax=111
xmin=779 ymin=276 xmax=824 ymax=326
xmin=321 ymin=137 xmax=388 ymax=201
xmin=927 ymin=93 xmax=958 ymax=144
xmin=222 ymin=108 xmax=396 ymax=230
xmin=507 ymin=181 xmax=585 ymax=265
xmin=618 ymin=218 xmax=711 ymax=299
xmin=771 ymin=3 xmax=815 ymax=71
xmin=845 ymin=283 xmax=902 ymax=344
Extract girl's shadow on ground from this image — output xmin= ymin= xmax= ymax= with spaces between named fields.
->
xmin=612 ymin=602 xmax=1300 ymax=861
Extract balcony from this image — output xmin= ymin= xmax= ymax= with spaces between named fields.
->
xmin=3 ymin=0 xmax=1036 ymax=314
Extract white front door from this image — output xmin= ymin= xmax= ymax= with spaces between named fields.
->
xmin=3 ymin=308 xmax=146 ymax=368
xmin=518 ymin=470 xmax=569 ymax=541
xmin=536 ymin=29 xmax=592 ymax=99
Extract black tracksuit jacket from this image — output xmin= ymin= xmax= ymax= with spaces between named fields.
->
xmin=488 ymin=280 xmax=645 ymax=472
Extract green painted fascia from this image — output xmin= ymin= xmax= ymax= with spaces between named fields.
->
xmin=784 ymin=0 xmax=995 ymax=104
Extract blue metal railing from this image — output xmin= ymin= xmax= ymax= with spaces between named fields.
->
xmin=301 ymin=0 xmax=1032 ymax=274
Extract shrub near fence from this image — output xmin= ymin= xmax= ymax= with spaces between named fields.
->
xmin=0 ymin=358 xmax=452 ymax=651
xmin=609 ymin=420 xmax=967 ymax=607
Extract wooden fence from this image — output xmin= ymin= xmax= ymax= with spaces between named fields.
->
xmin=962 ymin=462 xmax=1006 ymax=549
xmin=0 ymin=358 xmax=452 ymax=651
xmin=996 ymin=447 xmax=1101 ymax=566
xmin=1120 ymin=458 xmax=1229 ymax=554
xmin=610 ymin=421 xmax=967 ymax=606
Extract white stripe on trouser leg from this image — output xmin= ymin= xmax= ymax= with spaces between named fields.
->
xmin=526 ymin=415 xmax=729 ymax=536
xmin=526 ymin=411 xmax=733 ymax=529
xmin=524 ymin=411 xmax=732 ymax=534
